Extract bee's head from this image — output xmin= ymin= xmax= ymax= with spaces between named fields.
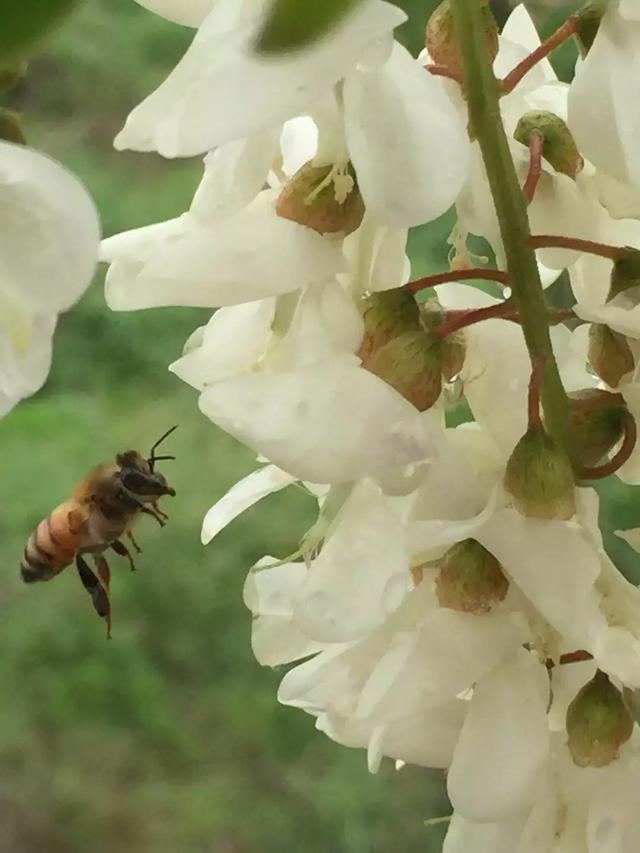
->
xmin=116 ymin=427 xmax=177 ymax=500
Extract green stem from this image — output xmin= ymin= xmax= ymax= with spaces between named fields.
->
xmin=450 ymin=0 xmax=572 ymax=455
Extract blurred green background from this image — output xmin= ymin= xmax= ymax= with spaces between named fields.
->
xmin=0 ymin=1 xmax=637 ymax=851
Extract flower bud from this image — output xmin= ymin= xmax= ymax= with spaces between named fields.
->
xmin=569 ymin=389 xmax=627 ymax=468
xmin=0 ymin=110 xmax=26 ymax=145
xmin=436 ymin=538 xmax=508 ymax=613
xmin=425 ymin=0 xmax=498 ymax=78
xmin=609 ymin=248 xmax=640 ymax=300
xmin=365 ymin=330 xmax=443 ymax=412
xmin=504 ymin=426 xmax=576 ymax=520
xmin=566 ymin=670 xmax=634 ymax=768
xmin=276 ymin=161 xmax=364 ymax=236
xmin=514 ymin=111 xmax=583 ymax=178
xmin=588 ymin=324 xmax=635 ymax=388
xmin=574 ymin=1 xmax=606 ymax=58
xmin=357 ymin=290 xmax=421 ymax=365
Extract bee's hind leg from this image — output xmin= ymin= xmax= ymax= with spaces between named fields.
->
xmin=126 ymin=530 xmax=142 ymax=554
xmin=76 ymin=554 xmax=111 ymax=639
xmin=112 ymin=539 xmax=137 ymax=572
xmin=94 ymin=555 xmax=112 ymax=640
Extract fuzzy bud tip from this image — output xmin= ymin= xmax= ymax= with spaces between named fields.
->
xmin=436 ymin=538 xmax=508 ymax=613
xmin=365 ymin=329 xmax=443 ymax=412
xmin=566 ymin=670 xmax=634 ymax=768
xmin=588 ymin=324 xmax=635 ymax=388
xmin=569 ymin=389 xmax=627 ymax=468
xmin=276 ymin=161 xmax=364 ymax=236
xmin=426 ymin=0 xmax=498 ymax=77
xmin=514 ymin=110 xmax=583 ymax=178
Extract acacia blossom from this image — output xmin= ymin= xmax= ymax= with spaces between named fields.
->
xmin=103 ymin=1 xmax=640 ymax=849
xmin=0 ymin=141 xmax=99 ymax=417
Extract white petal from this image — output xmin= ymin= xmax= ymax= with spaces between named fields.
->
xmin=615 ymin=528 xmax=640 ymax=553
xmin=569 ymin=10 xmax=640 ymax=194
xmin=444 ymin=813 xmax=526 ymax=853
xmin=344 ymin=42 xmax=469 ymax=228
xmin=105 ymin=192 xmax=345 ymax=310
xmin=447 ymin=651 xmax=550 ymax=822
xmin=0 ymin=142 xmax=99 ymax=313
xmin=198 ymin=354 xmax=432 ymax=482
xmin=243 ymin=561 xmax=324 ymax=666
xmin=0 ymin=311 xmax=56 ymax=402
xmin=476 ymin=510 xmax=607 ymax=652
xmin=116 ymin=0 xmax=406 ymax=157
xmin=201 ymin=464 xmax=296 ymax=544
xmin=169 ymin=300 xmax=274 ymax=389
xmin=133 ymin=0 xmax=216 ymax=26
xmin=190 ymin=129 xmax=280 ymax=221
xmin=280 ymin=116 xmax=319 ymax=177
xmin=294 ymin=480 xmax=410 ymax=642
xmin=495 ymin=6 xmax=555 ymax=86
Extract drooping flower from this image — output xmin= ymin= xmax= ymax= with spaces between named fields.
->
xmin=0 ymin=142 xmax=99 ymax=416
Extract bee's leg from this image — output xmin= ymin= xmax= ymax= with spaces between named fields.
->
xmin=140 ymin=506 xmax=166 ymax=528
xmin=76 ymin=554 xmax=111 ymax=638
xmin=126 ymin=530 xmax=142 ymax=554
xmin=112 ymin=539 xmax=137 ymax=572
xmin=152 ymin=501 xmax=169 ymax=521
xmin=94 ymin=555 xmax=112 ymax=640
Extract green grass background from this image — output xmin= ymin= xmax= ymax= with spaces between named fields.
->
xmin=0 ymin=2 xmax=637 ymax=851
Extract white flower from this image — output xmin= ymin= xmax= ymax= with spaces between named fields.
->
xmin=568 ymin=2 xmax=640 ymax=218
xmin=0 ymin=142 xmax=99 ymax=416
xmin=115 ymin=0 xmax=470 ymax=229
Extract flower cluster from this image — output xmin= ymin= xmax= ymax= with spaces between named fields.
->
xmin=103 ymin=0 xmax=640 ymax=847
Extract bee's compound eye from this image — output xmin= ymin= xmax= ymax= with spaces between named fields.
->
xmin=121 ymin=469 xmax=150 ymax=494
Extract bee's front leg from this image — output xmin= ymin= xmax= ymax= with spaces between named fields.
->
xmin=112 ymin=539 xmax=137 ymax=572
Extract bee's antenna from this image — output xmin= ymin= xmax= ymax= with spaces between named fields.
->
xmin=148 ymin=425 xmax=178 ymax=471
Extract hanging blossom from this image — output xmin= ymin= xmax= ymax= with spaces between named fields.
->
xmin=104 ymin=0 xmax=640 ymax=849
xmin=0 ymin=141 xmax=100 ymax=418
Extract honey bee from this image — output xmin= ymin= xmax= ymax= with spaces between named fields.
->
xmin=20 ymin=427 xmax=177 ymax=637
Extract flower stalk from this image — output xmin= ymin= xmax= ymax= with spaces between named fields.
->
xmin=500 ymin=15 xmax=578 ymax=95
xmin=529 ymin=235 xmax=626 ymax=260
xmin=450 ymin=0 xmax=572 ymax=456
xmin=406 ymin=266 xmax=508 ymax=294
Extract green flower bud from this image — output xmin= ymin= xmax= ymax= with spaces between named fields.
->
xmin=425 ymin=0 xmax=498 ymax=77
xmin=610 ymin=248 xmax=640 ymax=300
xmin=276 ymin=161 xmax=364 ymax=236
xmin=574 ymin=1 xmax=607 ymax=58
xmin=357 ymin=290 xmax=421 ymax=365
xmin=566 ymin=670 xmax=634 ymax=768
xmin=0 ymin=109 xmax=26 ymax=145
xmin=365 ymin=330 xmax=443 ymax=412
xmin=436 ymin=538 xmax=509 ymax=613
xmin=504 ymin=426 xmax=576 ymax=520
xmin=588 ymin=324 xmax=635 ymax=388
xmin=569 ymin=389 xmax=628 ymax=468
xmin=514 ymin=110 xmax=583 ymax=178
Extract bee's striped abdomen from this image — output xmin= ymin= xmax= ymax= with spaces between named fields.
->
xmin=20 ymin=503 xmax=83 ymax=584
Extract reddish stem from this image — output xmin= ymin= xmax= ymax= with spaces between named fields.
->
xmin=529 ymin=235 xmax=626 ymax=261
xmin=546 ymin=649 xmax=594 ymax=669
xmin=425 ymin=63 xmax=464 ymax=85
xmin=523 ymin=133 xmax=543 ymax=204
xmin=501 ymin=16 xmax=578 ymax=95
xmin=436 ymin=302 xmax=517 ymax=338
xmin=528 ymin=358 xmax=546 ymax=429
xmin=578 ymin=411 xmax=638 ymax=481
xmin=406 ymin=267 xmax=509 ymax=294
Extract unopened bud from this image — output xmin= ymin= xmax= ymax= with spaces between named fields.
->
xmin=365 ymin=330 xmax=443 ymax=411
xmin=357 ymin=290 xmax=421 ymax=364
xmin=574 ymin=2 xmax=606 ymax=58
xmin=609 ymin=248 xmax=640 ymax=300
xmin=566 ymin=670 xmax=634 ymax=768
xmin=426 ymin=0 xmax=498 ymax=78
xmin=504 ymin=426 xmax=576 ymax=520
xmin=276 ymin=161 xmax=364 ymax=236
xmin=514 ymin=111 xmax=583 ymax=178
xmin=569 ymin=389 xmax=627 ymax=468
xmin=436 ymin=538 xmax=508 ymax=613
xmin=588 ymin=324 xmax=635 ymax=388
xmin=0 ymin=110 xmax=26 ymax=145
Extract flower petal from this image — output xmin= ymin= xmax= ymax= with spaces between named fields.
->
xmin=133 ymin=0 xmax=215 ymax=26
xmin=344 ymin=42 xmax=469 ymax=228
xmin=198 ymin=354 xmax=433 ymax=482
xmin=201 ymin=464 xmax=297 ymax=544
